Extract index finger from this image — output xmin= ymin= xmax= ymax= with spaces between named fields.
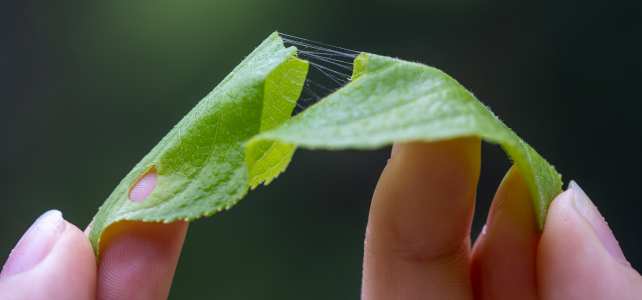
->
xmin=361 ymin=137 xmax=481 ymax=300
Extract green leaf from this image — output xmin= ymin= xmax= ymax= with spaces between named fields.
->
xmin=246 ymin=56 xmax=307 ymax=189
xmin=247 ymin=53 xmax=562 ymax=231
xmin=248 ymin=52 xmax=562 ymax=231
xmin=89 ymin=33 xmax=562 ymax=258
xmin=88 ymin=32 xmax=308 ymax=257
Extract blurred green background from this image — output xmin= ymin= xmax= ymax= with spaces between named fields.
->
xmin=2 ymin=0 xmax=641 ymax=298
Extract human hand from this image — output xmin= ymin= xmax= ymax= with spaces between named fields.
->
xmin=0 ymin=210 xmax=188 ymax=299
xmin=361 ymin=137 xmax=642 ymax=299
xmin=1 ymin=138 xmax=640 ymax=299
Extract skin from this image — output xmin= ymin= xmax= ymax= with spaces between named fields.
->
xmin=1 ymin=138 xmax=641 ymax=299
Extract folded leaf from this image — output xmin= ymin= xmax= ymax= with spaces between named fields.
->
xmin=247 ymin=53 xmax=562 ymax=231
xmin=89 ymin=33 xmax=562 ymax=258
xmin=88 ymin=33 xmax=308 ymax=257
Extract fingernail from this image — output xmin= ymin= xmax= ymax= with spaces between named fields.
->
xmin=569 ymin=180 xmax=629 ymax=266
xmin=484 ymin=165 xmax=519 ymax=231
xmin=0 ymin=210 xmax=66 ymax=279
xmin=390 ymin=143 xmax=401 ymax=160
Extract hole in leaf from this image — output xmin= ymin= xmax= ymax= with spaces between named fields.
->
xmin=129 ymin=166 xmax=157 ymax=202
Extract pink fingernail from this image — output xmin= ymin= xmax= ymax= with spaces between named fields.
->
xmin=390 ymin=143 xmax=401 ymax=160
xmin=0 ymin=210 xmax=66 ymax=279
xmin=569 ymin=181 xmax=630 ymax=266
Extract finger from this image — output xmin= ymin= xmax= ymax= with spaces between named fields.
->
xmin=362 ymin=138 xmax=481 ymax=300
xmin=0 ymin=210 xmax=97 ymax=300
xmin=96 ymin=165 xmax=188 ymax=300
xmin=470 ymin=165 xmax=539 ymax=300
xmin=537 ymin=181 xmax=642 ymax=300
xmin=96 ymin=220 xmax=188 ymax=300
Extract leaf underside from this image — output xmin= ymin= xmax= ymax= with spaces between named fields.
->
xmin=89 ymin=32 xmax=562 ymax=258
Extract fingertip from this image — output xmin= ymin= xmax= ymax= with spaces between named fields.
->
xmin=0 ymin=212 xmax=96 ymax=300
xmin=538 ymin=188 xmax=642 ymax=299
xmin=470 ymin=165 xmax=539 ymax=300
xmin=371 ymin=138 xmax=481 ymax=258
xmin=363 ymin=137 xmax=481 ymax=299
xmin=57 ymin=221 xmax=98 ymax=296
xmin=97 ymin=220 xmax=188 ymax=300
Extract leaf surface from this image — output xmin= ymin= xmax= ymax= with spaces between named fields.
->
xmin=248 ymin=52 xmax=562 ymax=231
xmin=89 ymin=33 xmax=562 ymax=257
xmin=88 ymin=33 xmax=308 ymax=256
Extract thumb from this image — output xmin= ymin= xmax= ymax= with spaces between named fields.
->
xmin=537 ymin=181 xmax=642 ymax=300
xmin=0 ymin=210 xmax=97 ymax=300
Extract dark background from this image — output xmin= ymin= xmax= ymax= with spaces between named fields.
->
xmin=2 ymin=0 xmax=641 ymax=298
